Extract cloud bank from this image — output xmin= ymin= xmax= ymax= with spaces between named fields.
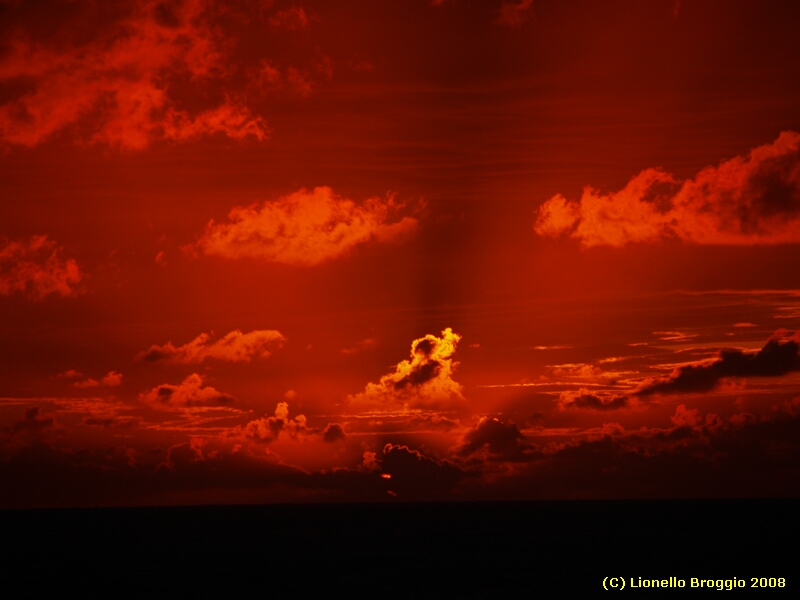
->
xmin=535 ymin=131 xmax=800 ymax=246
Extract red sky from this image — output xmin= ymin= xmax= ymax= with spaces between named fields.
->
xmin=2 ymin=0 xmax=800 ymax=507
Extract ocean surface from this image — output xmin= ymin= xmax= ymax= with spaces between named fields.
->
xmin=3 ymin=499 xmax=796 ymax=596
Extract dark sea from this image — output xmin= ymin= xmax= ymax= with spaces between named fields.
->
xmin=3 ymin=499 xmax=796 ymax=597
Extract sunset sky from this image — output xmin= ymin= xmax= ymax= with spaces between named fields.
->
xmin=2 ymin=0 xmax=800 ymax=507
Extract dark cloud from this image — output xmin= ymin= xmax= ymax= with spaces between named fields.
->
xmin=636 ymin=331 xmax=800 ymax=397
xmin=322 ymin=423 xmax=346 ymax=443
xmin=0 ymin=236 xmax=81 ymax=300
xmin=558 ymin=389 xmax=630 ymax=411
xmin=457 ymin=417 xmax=535 ymax=461
xmin=140 ymin=374 xmax=236 ymax=409
xmin=379 ymin=444 xmax=462 ymax=499
xmin=2 ymin=407 xmax=56 ymax=437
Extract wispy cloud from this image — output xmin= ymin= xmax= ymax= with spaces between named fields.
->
xmin=140 ymin=374 xmax=235 ymax=410
xmin=0 ymin=235 xmax=81 ymax=300
xmin=0 ymin=0 xmax=270 ymax=148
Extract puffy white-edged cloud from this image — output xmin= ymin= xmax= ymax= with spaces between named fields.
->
xmin=535 ymin=131 xmax=800 ymax=246
xmin=191 ymin=186 xmax=419 ymax=266
xmin=242 ymin=402 xmax=310 ymax=443
xmin=139 ymin=329 xmax=285 ymax=364
xmin=0 ymin=235 xmax=81 ymax=300
xmin=140 ymin=374 xmax=235 ymax=410
xmin=348 ymin=328 xmax=465 ymax=413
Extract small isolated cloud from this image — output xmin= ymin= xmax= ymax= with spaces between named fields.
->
xmin=535 ymin=131 xmax=800 ymax=246
xmin=496 ymin=0 xmax=534 ymax=28
xmin=243 ymin=402 xmax=309 ymax=443
xmin=635 ymin=330 xmax=800 ymax=397
xmin=348 ymin=328 xmax=465 ymax=413
xmin=341 ymin=338 xmax=377 ymax=355
xmin=139 ymin=329 xmax=285 ymax=364
xmin=0 ymin=407 xmax=60 ymax=452
xmin=0 ymin=235 xmax=81 ymax=300
xmin=71 ymin=371 xmax=123 ymax=389
xmin=191 ymin=187 xmax=419 ymax=266
xmin=140 ymin=374 xmax=235 ymax=410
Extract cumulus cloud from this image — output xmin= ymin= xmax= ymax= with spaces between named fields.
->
xmin=535 ymin=131 xmax=800 ymax=246
xmin=347 ymin=328 xmax=465 ymax=413
xmin=191 ymin=187 xmax=419 ymax=266
xmin=321 ymin=423 xmax=347 ymax=443
xmin=138 ymin=329 xmax=285 ymax=364
xmin=635 ymin=330 xmax=800 ymax=398
xmin=140 ymin=374 xmax=235 ymax=410
xmin=0 ymin=0 xmax=268 ymax=148
xmin=242 ymin=402 xmax=309 ymax=443
xmin=0 ymin=236 xmax=81 ymax=300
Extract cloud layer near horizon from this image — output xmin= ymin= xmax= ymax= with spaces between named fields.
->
xmin=535 ymin=131 xmax=800 ymax=246
xmin=193 ymin=187 xmax=419 ymax=266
